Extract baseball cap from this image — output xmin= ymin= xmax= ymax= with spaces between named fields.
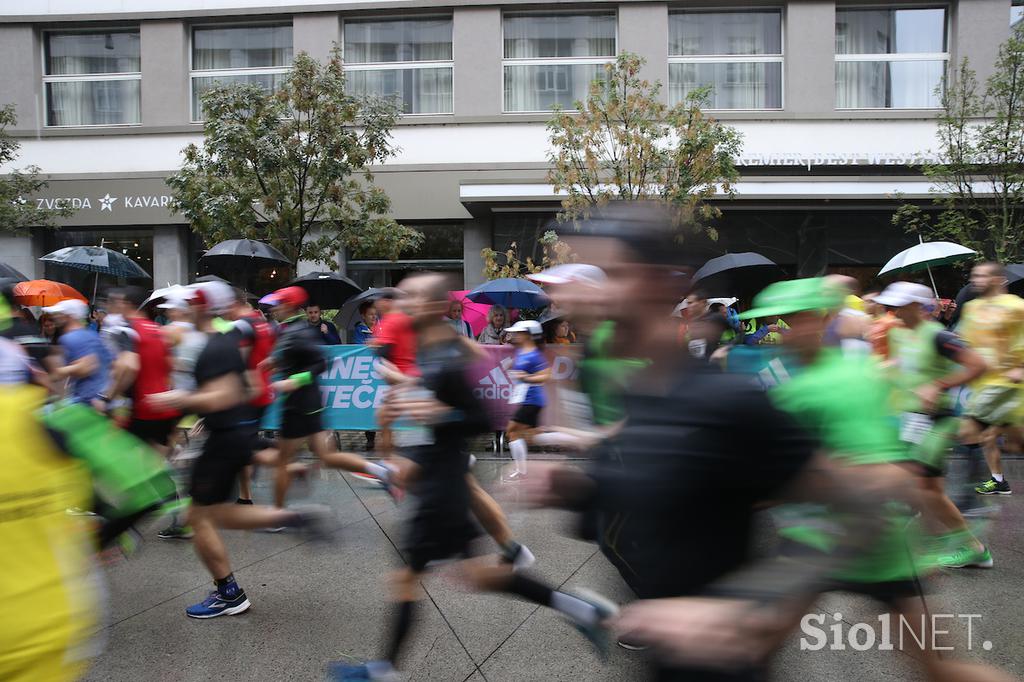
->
xmin=263 ymin=285 xmax=308 ymax=308
xmin=42 ymin=298 xmax=90 ymax=320
xmin=505 ymin=320 xmax=543 ymax=336
xmin=739 ymin=278 xmax=844 ymax=320
xmin=157 ymin=295 xmax=191 ymax=311
xmin=874 ymin=281 xmax=935 ymax=308
xmin=527 ymin=263 xmax=607 ymax=288
xmin=188 ymin=281 xmax=235 ymax=315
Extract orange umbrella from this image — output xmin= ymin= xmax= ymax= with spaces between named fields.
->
xmin=12 ymin=280 xmax=88 ymax=307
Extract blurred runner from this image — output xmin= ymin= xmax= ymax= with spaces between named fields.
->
xmin=874 ymin=282 xmax=990 ymax=567
xmin=331 ymin=273 xmax=614 ymax=681
xmin=147 ymin=282 xmax=332 ymax=619
xmin=503 ymin=319 xmax=549 ymax=481
xmin=44 ymin=298 xmax=110 ymax=406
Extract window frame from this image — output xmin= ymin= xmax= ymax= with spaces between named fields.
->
xmin=500 ymin=10 xmax=619 ymax=114
xmin=188 ymin=20 xmax=294 ymax=123
xmin=833 ymin=5 xmax=950 ymax=111
xmin=341 ymin=15 xmax=455 ymax=117
xmin=667 ymin=8 xmax=785 ymax=112
xmin=41 ymin=27 xmax=142 ymax=128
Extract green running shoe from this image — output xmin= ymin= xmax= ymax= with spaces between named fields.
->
xmin=939 ymin=544 xmax=993 ymax=569
xmin=975 ymin=478 xmax=1012 ymax=495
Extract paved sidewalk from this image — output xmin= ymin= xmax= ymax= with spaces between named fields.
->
xmin=84 ymin=458 xmax=1024 ymax=681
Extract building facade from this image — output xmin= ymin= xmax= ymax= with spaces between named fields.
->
xmin=1 ymin=0 xmax=1021 ymax=293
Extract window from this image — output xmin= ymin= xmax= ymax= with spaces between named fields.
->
xmin=1013 ymin=0 xmax=1024 ymax=29
xmin=503 ymin=13 xmax=616 ymax=112
xmin=343 ymin=18 xmax=453 ymax=115
xmin=43 ymin=30 xmax=141 ymax=127
xmin=190 ymin=24 xmax=293 ymax=121
xmin=668 ymin=11 xmax=783 ymax=110
xmin=835 ymin=8 xmax=948 ymax=109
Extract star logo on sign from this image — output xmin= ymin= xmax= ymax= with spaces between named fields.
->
xmin=99 ymin=193 xmax=117 ymax=211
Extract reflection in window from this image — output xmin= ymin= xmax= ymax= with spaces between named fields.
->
xmin=835 ymin=8 xmax=948 ymax=109
xmin=190 ymin=24 xmax=293 ymax=121
xmin=502 ymin=13 xmax=616 ymax=112
xmin=44 ymin=31 xmax=141 ymax=126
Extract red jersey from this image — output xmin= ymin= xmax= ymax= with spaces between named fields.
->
xmin=235 ymin=312 xmax=276 ymax=408
xmin=127 ymin=317 xmax=179 ymax=421
xmin=374 ymin=312 xmax=420 ymax=377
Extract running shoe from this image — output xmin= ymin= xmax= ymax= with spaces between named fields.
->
xmin=378 ymin=463 xmax=405 ymax=504
xmin=185 ymin=589 xmax=251 ymax=619
xmin=328 ymin=661 xmax=400 ymax=681
xmin=157 ymin=525 xmax=194 ymax=540
xmin=975 ymin=478 xmax=1012 ymax=495
xmin=568 ymin=589 xmax=619 ymax=659
xmin=500 ymin=541 xmax=537 ymax=571
xmin=292 ymin=504 xmax=334 ymax=543
xmin=616 ymin=638 xmax=650 ymax=651
xmin=350 ymin=471 xmax=385 ymax=487
xmin=938 ymin=544 xmax=994 ymax=568
xmin=236 ymin=498 xmax=254 ymax=505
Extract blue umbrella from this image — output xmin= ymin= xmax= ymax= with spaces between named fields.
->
xmin=40 ymin=246 xmax=150 ymax=279
xmin=466 ymin=278 xmax=549 ymax=309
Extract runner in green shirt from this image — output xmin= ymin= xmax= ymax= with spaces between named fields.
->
xmin=875 ymin=281 xmax=990 ymax=568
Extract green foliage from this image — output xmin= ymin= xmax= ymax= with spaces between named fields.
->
xmin=481 ymin=230 xmax=572 ymax=280
xmin=0 ymin=104 xmax=75 ymax=233
xmin=893 ymin=25 xmax=1024 ymax=263
xmin=167 ymin=48 xmax=423 ymax=270
xmin=547 ymin=52 xmax=742 ymax=240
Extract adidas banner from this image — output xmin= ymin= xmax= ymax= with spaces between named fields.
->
xmin=261 ymin=344 xmax=581 ymax=431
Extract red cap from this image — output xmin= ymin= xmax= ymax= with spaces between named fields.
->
xmin=265 ymin=286 xmax=308 ymax=308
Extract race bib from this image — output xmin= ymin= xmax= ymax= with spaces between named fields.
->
xmin=509 ymin=383 xmax=528 ymax=405
xmin=899 ymin=412 xmax=932 ymax=445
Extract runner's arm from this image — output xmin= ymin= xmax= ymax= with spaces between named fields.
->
xmin=151 ymin=372 xmax=244 ymax=414
xmin=53 ymin=353 xmax=98 ymax=379
xmin=933 ymin=332 xmax=986 ymax=389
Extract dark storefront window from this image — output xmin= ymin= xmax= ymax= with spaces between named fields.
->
xmin=44 ymin=228 xmax=153 ymax=298
xmin=347 ymin=223 xmax=464 ymax=289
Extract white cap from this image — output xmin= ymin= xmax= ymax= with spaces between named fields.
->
xmin=874 ymin=281 xmax=935 ymax=308
xmin=42 ymin=298 xmax=89 ymax=320
xmin=505 ymin=319 xmax=543 ymax=336
xmin=157 ymin=296 xmax=191 ymax=311
xmin=527 ymin=263 xmax=607 ymax=288
xmin=188 ymin=281 xmax=235 ymax=315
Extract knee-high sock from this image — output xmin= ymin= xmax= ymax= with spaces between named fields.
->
xmin=509 ymin=438 xmax=527 ymax=474
xmin=386 ymin=601 xmax=415 ymax=664
xmin=504 ymin=574 xmax=600 ymax=626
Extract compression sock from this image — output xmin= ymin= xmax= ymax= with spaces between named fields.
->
xmin=386 ymin=601 xmax=415 ymax=664
xmin=504 ymin=574 xmax=600 ymax=626
xmin=509 ymin=438 xmax=528 ymax=474
xmin=365 ymin=461 xmax=391 ymax=481
xmin=215 ymin=573 xmax=241 ymax=599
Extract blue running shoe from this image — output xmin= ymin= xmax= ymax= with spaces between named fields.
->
xmin=185 ymin=589 xmax=250 ymax=619
xmin=328 ymin=661 xmax=399 ymax=681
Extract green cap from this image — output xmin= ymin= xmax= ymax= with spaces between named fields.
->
xmin=739 ymin=277 xmax=843 ymax=320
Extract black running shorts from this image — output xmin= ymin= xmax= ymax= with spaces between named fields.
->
xmin=280 ymin=409 xmax=323 ymax=440
xmin=127 ymin=416 xmax=180 ymax=447
xmin=510 ymin=404 xmax=542 ymax=428
xmin=190 ymin=429 xmax=253 ymax=506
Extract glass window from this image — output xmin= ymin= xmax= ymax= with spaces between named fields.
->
xmin=343 ymin=18 xmax=453 ymax=115
xmin=190 ymin=24 xmax=293 ymax=121
xmin=347 ymin=224 xmax=464 ymax=290
xmin=502 ymin=13 xmax=616 ymax=112
xmin=668 ymin=11 xmax=783 ymax=110
xmin=43 ymin=31 xmax=141 ymax=126
xmin=835 ymin=8 xmax=948 ymax=109
xmin=1014 ymin=0 xmax=1024 ymax=29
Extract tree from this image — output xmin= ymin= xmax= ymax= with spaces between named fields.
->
xmin=893 ymin=26 xmax=1024 ymax=263
xmin=547 ymin=52 xmax=742 ymax=240
xmin=0 ymin=104 xmax=75 ymax=233
xmin=167 ymin=48 xmax=423 ymax=271
xmin=481 ymin=230 xmax=572 ymax=280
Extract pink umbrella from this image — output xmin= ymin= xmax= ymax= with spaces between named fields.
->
xmin=449 ymin=290 xmax=491 ymax=337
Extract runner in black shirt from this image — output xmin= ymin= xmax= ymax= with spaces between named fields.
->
xmin=148 ymin=282 xmax=331 ymax=619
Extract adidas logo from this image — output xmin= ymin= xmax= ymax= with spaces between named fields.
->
xmin=475 ymin=365 xmax=513 ymax=401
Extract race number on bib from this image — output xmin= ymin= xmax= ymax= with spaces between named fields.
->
xmin=899 ymin=412 xmax=932 ymax=445
xmin=509 ymin=383 xmax=528 ymax=405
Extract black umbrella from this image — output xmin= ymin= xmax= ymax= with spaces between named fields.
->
xmin=194 ymin=274 xmax=230 ymax=284
xmin=1007 ymin=264 xmax=1024 ymax=293
xmin=41 ymin=246 xmax=149 ymax=279
xmin=0 ymin=263 xmax=27 ymax=281
xmin=692 ymin=252 xmax=781 ymax=298
xmin=289 ymin=271 xmax=361 ymax=309
xmin=200 ymin=239 xmax=290 ymax=267
xmin=336 ymin=287 xmax=401 ymax=330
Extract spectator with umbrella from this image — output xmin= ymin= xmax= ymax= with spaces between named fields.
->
xmin=305 ymin=303 xmax=341 ymax=344
xmin=40 ymin=244 xmax=150 ymax=301
xmin=352 ymin=301 xmax=377 ymax=345
xmin=477 ymin=305 xmax=509 ymax=345
xmin=444 ymin=297 xmax=473 ymax=337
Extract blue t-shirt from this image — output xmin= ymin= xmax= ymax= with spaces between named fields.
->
xmin=59 ymin=327 xmax=110 ymax=403
xmin=512 ymin=347 xmax=547 ymax=406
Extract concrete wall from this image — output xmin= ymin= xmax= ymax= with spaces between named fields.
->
xmin=461 ymin=218 xmax=489 ymax=289
xmin=141 ymin=21 xmax=190 ymax=127
xmin=618 ymin=2 xmax=669 ymax=99
xmin=294 ymin=12 xmax=340 ymax=61
xmin=453 ymin=7 xmax=502 ymax=116
xmin=152 ymin=225 xmax=189 ymax=286
xmin=954 ymin=0 xmax=1014 ymax=85
xmin=0 ymin=26 xmax=41 ymax=131
xmin=786 ymin=0 xmax=835 ymax=114
xmin=0 ymin=233 xmax=43 ymax=279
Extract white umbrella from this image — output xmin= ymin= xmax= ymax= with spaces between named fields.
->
xmin=142 ymin=284 xmax=191 ymax=307
xmin=879 ymin=238 xmax=977 ymax=296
